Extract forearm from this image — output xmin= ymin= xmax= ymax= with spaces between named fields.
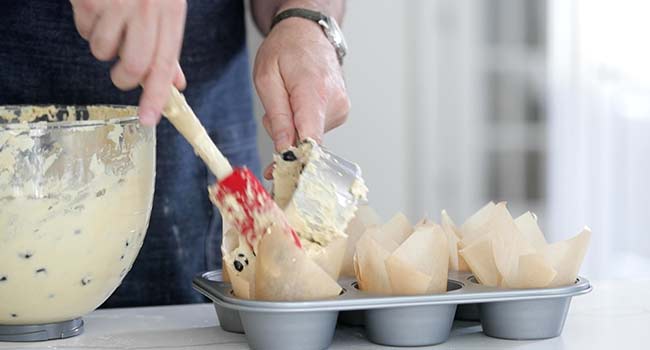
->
xmin=250 ymin=0 xmax=345 ymax=35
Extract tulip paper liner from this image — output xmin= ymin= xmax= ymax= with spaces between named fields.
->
xmin=351 ymin=201 xmax=591 ymax=294
xmin=340 ymin=205 xmax=382 ymax=278
xmin=353 ymin=213 xmax=450 ymax=296
xmin=220 ymin=205 xmax=376 ymax=302
xmin=222 ymin=222 xmax=342 ymax=301
xmin=454 ymin=201 xmax=592 ymax=289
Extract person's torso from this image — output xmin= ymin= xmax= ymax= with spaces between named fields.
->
xmin=0 ymin=0 xmax=250 ymax=111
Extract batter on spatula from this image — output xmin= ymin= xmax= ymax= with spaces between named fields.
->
xmin=272 ymin=139 xmax=368 ymax=248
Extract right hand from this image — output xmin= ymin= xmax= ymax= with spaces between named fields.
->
xmin=70 ymin=0 xmax=188 ymax=126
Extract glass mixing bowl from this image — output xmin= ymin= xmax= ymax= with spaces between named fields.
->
xmin=0 ymin=105 xmax=155 ymax=326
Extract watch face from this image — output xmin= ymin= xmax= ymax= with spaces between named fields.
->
xmin=320 ymin=17 xmax=347 ymax=59
xmin=328 ymin=18 xmax=346 ymax=48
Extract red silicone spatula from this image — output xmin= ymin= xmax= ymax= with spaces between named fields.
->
xmin=162 ymin=87 xmax=301 ymax=250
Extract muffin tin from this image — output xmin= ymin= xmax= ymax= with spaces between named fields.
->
xmin=193 ymin=270 xmax=591 ymax=350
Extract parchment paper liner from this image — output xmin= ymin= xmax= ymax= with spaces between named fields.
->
xmin=455 ymin=201 xmax=591 ymax=288
xmin=303 ymin=236 xmax=348 ymax=281
xmin=354 ymin=213 xmax=449 ymax=295
xmin=254 ymin=226 xmax=342 ymax=301
xmin=340 ymin=205 xmax=381 ymax=278
xmin=222 ymin=223 xmax=342 ymax=300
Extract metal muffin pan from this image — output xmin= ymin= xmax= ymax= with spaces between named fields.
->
xmin=193 ymin=270 xmax=591 ymax=349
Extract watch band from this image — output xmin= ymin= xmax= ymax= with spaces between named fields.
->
xmin=270 ymin=8 xmax=325 ymax=30
xmin=270 ymin=8 xmax=346 ymax=65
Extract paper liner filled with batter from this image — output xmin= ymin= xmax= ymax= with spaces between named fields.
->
xmin=254 ymin=226 xmax=342 ymax=301
xmin=221 ymin=223 xmax=342 ymax=300
xmin=218 ymin=202 xmax=348 ymax=300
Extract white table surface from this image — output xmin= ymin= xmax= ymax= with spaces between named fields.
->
xmin=2 ymin=279 xmax=649 ymax=350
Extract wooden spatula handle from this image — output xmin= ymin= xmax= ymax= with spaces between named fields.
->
xmin=162 ymin=87 xmax=233 ymax=179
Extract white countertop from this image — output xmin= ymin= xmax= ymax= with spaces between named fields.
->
xmin=2 ymin=279 xmax=648 ymax=350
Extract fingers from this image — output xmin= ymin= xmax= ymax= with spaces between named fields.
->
xmin=263 ymin=163 xmax=274 ymax=180
xmin=262 ymin=114 xmax=272 ymax=137
xmin=291 ymin=74 xmax=349 ymax=139
xmin=289 ymin=82 xmax=327 ymax=144
xmin=173 ymin=62 xmax=187 ymax=90
xmin=71 ymin=0 xmax=188 ymax=126
xmin=138 ymin=0 xmax=187 ymax=125
xmin=110 ymin=2 xmax=158 ymax=92
xmin=254 ymin=64 xmax=296 ymax=151
xmin=324 ymin=87 xmax=351 ymax=132
xmin=88 ymin=3 xmax=127 ymax=61
xmin=256 ymin=71 xmax=349 ymax=148
xmin=70 ymin=0 xmax=101 ymax=40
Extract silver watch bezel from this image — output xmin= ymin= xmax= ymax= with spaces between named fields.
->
xmin=318 ymin=16 xmax=347 ymax=64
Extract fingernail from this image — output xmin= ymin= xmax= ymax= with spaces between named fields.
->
xmin=264 ymin=165 xmax=274 ymax=180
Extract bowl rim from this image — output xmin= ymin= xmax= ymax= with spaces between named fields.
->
xmin=0 ymin=104 xmax=140 ymax=131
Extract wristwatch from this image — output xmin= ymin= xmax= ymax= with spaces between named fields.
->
xmin=271 ymin=8 xmax=348 ymax=65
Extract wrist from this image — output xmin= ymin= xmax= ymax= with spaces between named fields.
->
xmin=275 ymin=0 xmax=344 ymax=22
xmin=270 ymin=7 xmax=348 ymax=65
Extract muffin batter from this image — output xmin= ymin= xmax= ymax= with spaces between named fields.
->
xmin=272 ymin=139 xmax=368 ymax=248
xmin=0 ymin=106 xmax=155 ymax=325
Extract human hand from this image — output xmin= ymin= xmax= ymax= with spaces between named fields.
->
xmin=70 ymin=0 xmax=188 ymax=125
xmin=253 ymin=13 xmax=350 ymax=179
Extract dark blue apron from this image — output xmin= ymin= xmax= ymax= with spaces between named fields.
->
xmin=0 ymin=0 xmax=260 ymax=306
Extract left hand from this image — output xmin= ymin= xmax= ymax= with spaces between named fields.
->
xmin=253 ymin=16 xmax=350 ymax=179
xmin=69 ymin=0 xmax=188 ymax=126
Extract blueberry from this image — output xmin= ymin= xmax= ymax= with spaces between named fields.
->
xmin=233 ymin=260 xmax=244 ymax=272
xmin=282 ymin=151 xmax=297 ymax=161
